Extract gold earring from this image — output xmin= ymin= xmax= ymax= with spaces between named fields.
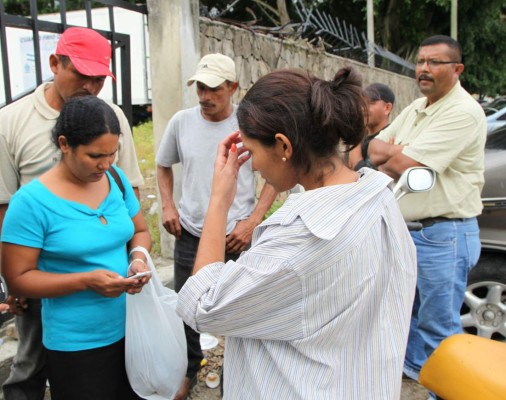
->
xmin=282 ymin=157 xmax=287 ymax=162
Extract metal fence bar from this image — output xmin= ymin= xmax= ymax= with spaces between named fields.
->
xmin=59 ymin=0 xmax=67 ymax=30
xmin=289 ymin=0 xmax=414 ymax=77
xmin=0 ymin=0 xmax=147 ymax=126
xmin=84 ymin=0 xmax=93 ymax=28
xmin=0 ymin=0 xmax=11 ymax=104
xmin=108 ymin=5 xmax=118 ymax=105
xmin=98 ymin=0 xmax=147 ymax=14
xmin=29 ymin=0 xmax=43 ymax=86
xmin=118 ymin=34 xmax=132 ymax=125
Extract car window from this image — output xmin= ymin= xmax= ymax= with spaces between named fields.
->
xmin=486 ymin=126 xmax=506 ymax=150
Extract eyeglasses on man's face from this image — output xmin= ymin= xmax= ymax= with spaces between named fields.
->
xmin=416 ymin=59 xmax=460 ymax=67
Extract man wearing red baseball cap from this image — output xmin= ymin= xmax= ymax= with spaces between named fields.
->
xmin=56 ymin=26 xmax=116 ymax=79
xmin=0 ymin=26 xmax=143 ymax=400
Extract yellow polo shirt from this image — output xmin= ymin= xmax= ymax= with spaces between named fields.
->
xmin=377 ymin=81 xmax=486 ymax=221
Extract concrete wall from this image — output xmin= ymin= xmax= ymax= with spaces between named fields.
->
xmin=199 ymin=18 xmax=420 ymax=118
xmin=147 ymin=0 xmax=201 ymax=258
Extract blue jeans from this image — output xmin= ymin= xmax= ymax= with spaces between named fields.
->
xmin=404 ymin=218 xmax=481 ymax=380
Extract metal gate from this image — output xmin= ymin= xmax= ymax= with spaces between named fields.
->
xmin=0 ymin=0 xmax=148 ymax=126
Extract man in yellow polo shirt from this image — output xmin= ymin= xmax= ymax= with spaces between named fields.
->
xmin=368 ymin=35 xmax=486 ymax=386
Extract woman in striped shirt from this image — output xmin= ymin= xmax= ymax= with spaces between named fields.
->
xmin=177 ymin=67 xmax=417 ymax=399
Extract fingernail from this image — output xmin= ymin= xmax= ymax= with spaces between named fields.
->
xmin=231 ymin=143 xmax=237 ymax=153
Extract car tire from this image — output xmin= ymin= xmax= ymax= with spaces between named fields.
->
xmin=461 ymin=251 xmax=506 ymax=341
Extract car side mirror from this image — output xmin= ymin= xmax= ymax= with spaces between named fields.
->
xmin=393 ymin=167 xmax=436 ymax=201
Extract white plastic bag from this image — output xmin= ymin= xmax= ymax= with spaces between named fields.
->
xmin=125 ymin=247 xmax=187 ymax=400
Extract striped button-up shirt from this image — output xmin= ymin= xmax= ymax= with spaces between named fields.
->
xmin=177 ymin=168 xmax=417 ymax=399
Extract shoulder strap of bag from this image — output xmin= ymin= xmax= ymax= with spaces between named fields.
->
xmin=108 ymin=166 xmax=125 ymax=199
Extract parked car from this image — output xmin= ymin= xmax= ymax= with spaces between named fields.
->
xmin=482 ymin=96 xmax=506 ymax=117
xmin=461 ymin=125 xmax=506 ymax=341
xmin=486 ymin=106 xmax=506 ymax=133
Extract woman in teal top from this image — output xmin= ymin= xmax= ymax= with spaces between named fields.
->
xmin=1 ymin=96 xmax=151 ymax=400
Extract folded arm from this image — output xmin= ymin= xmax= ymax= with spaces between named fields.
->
xmin=368 ymin=139 xmax=422 ymax=180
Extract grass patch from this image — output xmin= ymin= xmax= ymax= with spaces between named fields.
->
xmin=133 ymin=120 xmax=155 ymax=173
xmin=264 ymin=199 xmax=285 ymax=220
xmin=133 ymin=120 xmax=161 ymax=257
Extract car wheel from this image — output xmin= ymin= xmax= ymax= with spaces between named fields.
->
xmin=461 ymin=252 xmax=506 ymax=341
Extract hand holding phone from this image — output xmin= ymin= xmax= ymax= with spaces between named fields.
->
xmin=128 ymin=271 xmax=152 ymax=280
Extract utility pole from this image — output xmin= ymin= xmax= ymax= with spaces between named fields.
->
xmin=451 ymin=0 xmax=458 ymax=39
xmin=366 ymin=0 xmax=374 ymax=67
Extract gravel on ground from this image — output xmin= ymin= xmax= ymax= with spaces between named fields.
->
xmin=188 ymin=336 xmax=429 ymax=400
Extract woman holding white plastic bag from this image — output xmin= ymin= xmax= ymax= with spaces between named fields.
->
xmin=1 ymin=95 xmax=151 ymax=400
xmin=176 ymin=67 xmax=416 ymax=399
xmin=125 ymin=245 xmax=187 ymax=400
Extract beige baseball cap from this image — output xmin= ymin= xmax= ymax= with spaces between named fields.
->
xmin=187 ymin=53 xmax=236 ymax=88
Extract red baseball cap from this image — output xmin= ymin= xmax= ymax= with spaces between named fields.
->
xmin=56 ymin=27 xmax=115 ymax=80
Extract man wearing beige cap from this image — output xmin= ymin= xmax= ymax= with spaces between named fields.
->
xmin=156 ymin=53 xmax=277 ymax=398
xmin=0 ymin=27 xmax=143 ymax=400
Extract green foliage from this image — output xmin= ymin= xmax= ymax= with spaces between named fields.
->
xmin=133 ymin=120 xmax=160 ymax=257
xmin=325 ymin=0 xmax=506 ymax=97
xmin=458 ymin=0 xmax=506 ymax=97
xmin=263 ymin=199 xmax=285 ymax=220
xmin=133 ymin=120 xmax=155 ymax=172
xmin=4 ymin=0 xmax=87 ymax=14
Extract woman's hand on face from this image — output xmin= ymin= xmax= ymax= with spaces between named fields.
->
xmin=211 ymin=131 xmax=251 ymax=208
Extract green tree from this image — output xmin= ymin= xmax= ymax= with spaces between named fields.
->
xmin=323 ymin=0 xmax=506 ymax=97
xmin=200 ymin=0 xmax=506 ymax=96
xmin=458 ymin=0 xmax=506 ymax=97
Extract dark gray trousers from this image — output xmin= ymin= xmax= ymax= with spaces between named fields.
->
xmin=174 ymin=227 xmax=239 ymax=379
xmin=3 ymin=299 xmax=47 ymax=400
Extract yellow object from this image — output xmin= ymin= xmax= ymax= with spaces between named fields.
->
xmin=419 ymin=333 xmax=506 ymax=400
xmin=200 ymin=358 xmax=208 ymax=367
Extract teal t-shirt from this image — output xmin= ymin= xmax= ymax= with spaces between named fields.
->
xmin=1 ymin=166 xmax=140 ymax=351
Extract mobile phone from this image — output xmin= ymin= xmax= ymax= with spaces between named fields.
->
xmin=128 ymin=271 xmax=152 ymax=280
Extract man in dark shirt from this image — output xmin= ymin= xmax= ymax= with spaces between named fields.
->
xmin=349 ymin=83 xmax=395 ymax=170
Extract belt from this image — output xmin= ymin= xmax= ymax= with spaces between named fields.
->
xmin=416 ymin=217 xmax=464 ymax=228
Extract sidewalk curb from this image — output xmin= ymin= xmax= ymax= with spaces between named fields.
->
xmin=0 ymin=260 xmax=174 ymax=391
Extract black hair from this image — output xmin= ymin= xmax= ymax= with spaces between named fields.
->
xmin=52 ymin=95 xmax=121 ymax=149
xmin=420 ymin=35 xmax=462 ymax=62
xmin=56 ymin=54 xmax=71 ymax=68
xmin=237 ymin=67 xmax=366 ymax=175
